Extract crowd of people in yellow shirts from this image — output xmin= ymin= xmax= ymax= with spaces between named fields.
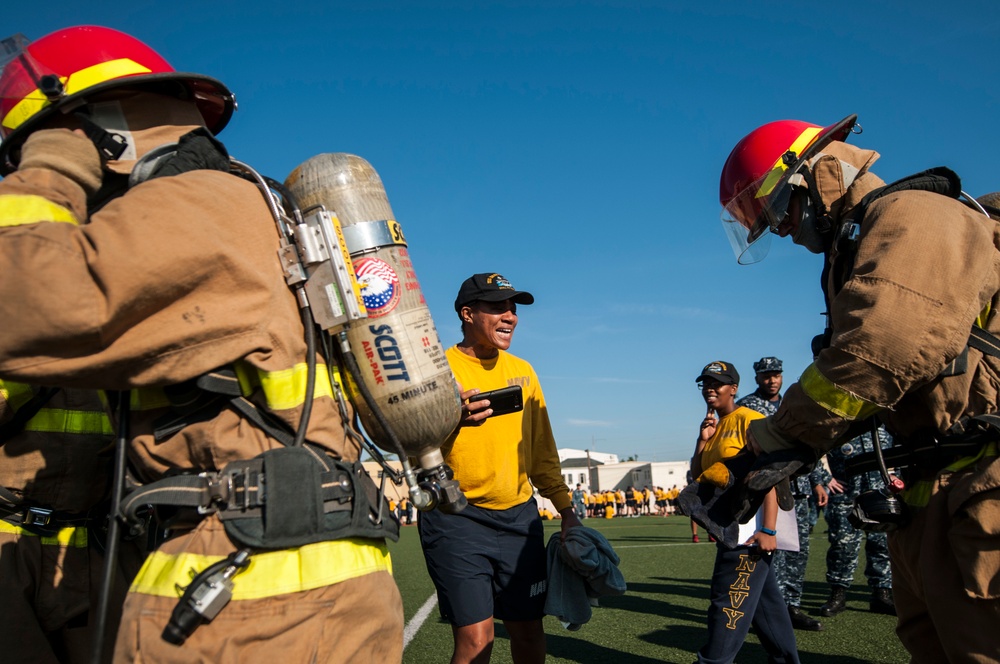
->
xmin=541 ymin=485 xmax=682 ymax=520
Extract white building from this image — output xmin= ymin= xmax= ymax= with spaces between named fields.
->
xmin=552 ymin=449 xmax=689 ymax=493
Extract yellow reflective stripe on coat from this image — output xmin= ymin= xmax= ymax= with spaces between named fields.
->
xmin=131 ymin=538 xmax=392 ymax=601
xmin=800 ymin=363 xmax=880 ymax=421
xmin=234 ymin=361 xmax=337 ymax=412
xmin=0 ymin=521 xmax=89 ymax=547
xmin=25 ymin=408 xmax=113 ymax=435
xmin=975 ymin=303 xmax=992 ymax=330
xmin=132 ymin=387 xmax=172 ymax=411
xmin=0 ymin=194 xmax=80 ymax=227
xmin=2 ymin=59 xmax=151 ymax=132
xmin=0 ymin=379 xmax=36 ymax=411
xmin=755 ymin=126 xmax=822 ymax=199
xmin=902 ymin=441 xmax=998 ymax=508
xmin=133 ymin=362 xmax=339 ymax=414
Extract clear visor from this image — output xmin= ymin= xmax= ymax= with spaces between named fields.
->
xmin=0 ymin=34 xmax=29 ymax=73
xmin=720 ymin=170 xmax=794 ymax=265
xmin=0 ymin=35 xmax=62 ymax=139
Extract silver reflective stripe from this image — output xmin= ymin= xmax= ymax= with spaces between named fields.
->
xmin=341 ymin=219 xmax=405 ymax=253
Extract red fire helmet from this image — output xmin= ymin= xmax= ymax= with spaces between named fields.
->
xmin=0 ymin=25 xmax=235 ymax=173
xmin=719 ymin=115 xmax=857 ymax=264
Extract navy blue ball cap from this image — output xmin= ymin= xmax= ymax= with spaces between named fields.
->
xmin=455 ymin=273 xmax=534 ymax=311
xmin=696 ymin=361 xmax=740 ymax=385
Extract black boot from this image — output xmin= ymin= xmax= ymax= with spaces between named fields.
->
xmin=788 ymin=605 xmax=823 ymax=631
xmin=870 ymin=587 xmax=896 ymax=616
xmin=819 ymin=586 xmax=847 ymax=617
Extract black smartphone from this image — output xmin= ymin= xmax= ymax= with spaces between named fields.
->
xmin=467 ymin=385 xmax=523 ymax=417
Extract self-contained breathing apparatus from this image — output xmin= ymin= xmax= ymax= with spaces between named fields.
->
xmin=82 ymin=135 xmax=468 ymax=658
xmin=808 ymin=166 xmax=1000 ymax=533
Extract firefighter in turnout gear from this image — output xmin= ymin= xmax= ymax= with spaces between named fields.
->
xmin=0 ymin=25 xmax=402 ymax=663
xmin=0 ymin=382 xmax=144 ymax=664
xmin=719 ymin=115 xmax=1000 ymax=662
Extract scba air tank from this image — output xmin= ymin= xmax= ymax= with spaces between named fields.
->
xmin=285 ymin=154 xmax=461 ymax=470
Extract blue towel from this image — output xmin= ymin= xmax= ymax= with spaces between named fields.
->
xmin=544 ymin=526 xmax=626 ymax=630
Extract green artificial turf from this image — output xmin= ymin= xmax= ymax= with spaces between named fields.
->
xmin=390 ymin=514 xmax=908 ymax=663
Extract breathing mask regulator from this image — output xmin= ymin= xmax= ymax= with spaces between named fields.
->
xmin=781 ymin=152 xmax=864 ymax=255
xmin=786 ymin=188 xmax=826 ymax=254
xmin=847 ymin=420 xmax=909 ymax=532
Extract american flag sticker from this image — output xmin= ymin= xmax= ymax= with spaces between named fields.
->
xmin=354 ymin=257 xmax=402 ymax=317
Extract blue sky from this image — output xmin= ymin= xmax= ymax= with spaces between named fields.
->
xmin=6 ymin=1 xmax=999 ymax=462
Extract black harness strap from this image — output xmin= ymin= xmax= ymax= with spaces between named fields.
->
xmin=121 ymin=461 xmax=354 ymax=527
xmin=968 ymin=325 xmax=1000 ymax=359
xmin=153 ymin=368 xmax=299 ymax=448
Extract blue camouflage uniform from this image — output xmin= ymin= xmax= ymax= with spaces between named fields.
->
xmin=571 ymin=487 xmax=587 ymax=520
xmin=737 ymin=389 xmax=830 ymax=608
xmin=824 ymin=428 xmax=893 ymax=590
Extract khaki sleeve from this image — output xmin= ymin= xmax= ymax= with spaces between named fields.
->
xmin=0 ymin=172 xmax=279 ymax=388
xmin=767 ymin=192 xmax=1000 ymax=453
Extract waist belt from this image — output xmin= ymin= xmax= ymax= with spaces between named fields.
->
xmin=0 ymin=486 xmax=103 ymax=537
xmin=846 ymin=416 xmax=1000 ymax=475
xmin=120 ymin=445 xmax=398 ymax=550
xmin=121 ymin=456 xmax=354 ymax=526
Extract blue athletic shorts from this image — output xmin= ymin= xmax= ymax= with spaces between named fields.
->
xmin=418 ymin=497 xmax=547 ymax=626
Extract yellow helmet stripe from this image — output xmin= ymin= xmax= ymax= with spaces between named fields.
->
xmin=754 ymin=126 xmax=822 ymax=200
xmin=130 ymin=538 xmax=392 ymax=600
xmin=2 ymin=58 xmax=152 ymax=132
xmin=0 ymin=195 xmax=80 ymax=226
xmin=799 ymin=362 xmax=880 ymax=420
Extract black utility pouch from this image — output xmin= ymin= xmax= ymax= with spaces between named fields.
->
xmin=220 ymin=446 xmax=398 ymax=550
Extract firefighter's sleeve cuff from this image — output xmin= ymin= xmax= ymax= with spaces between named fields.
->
xmin=749 ymin=417 xmax=797 ymax=454
xmin=19 ymin=129 xmax=102 ymax=196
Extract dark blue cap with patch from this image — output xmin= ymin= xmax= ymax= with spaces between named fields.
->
xmin=696 ymin=361 xmax=740 ymax=385
xmin=455 ymin=273 xmax=535 ymax=312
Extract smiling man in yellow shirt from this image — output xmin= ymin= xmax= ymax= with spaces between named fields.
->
xmin=418 ymin=273 xmax=581 ymax=664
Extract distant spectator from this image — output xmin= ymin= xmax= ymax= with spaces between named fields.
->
xmin=691 ymin=361 xmax=800 ymax=663
xmin=820 ymin=427 xmax=896 ymax=618
xmin=738 ymin=356 xmax=831 ymax=631
xmin=572 ymin=483 xmax=587 ymax=520
xmin=736 ymin=356 xmax=783 ymax=415
xmin=626 ymin=485 xmax=639 ymax=517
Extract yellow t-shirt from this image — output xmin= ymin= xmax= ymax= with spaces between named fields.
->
xmin=698 ymin=406 xmax=764 ymax=473
xmin=444 ymin=346 xmax=571 ymax=512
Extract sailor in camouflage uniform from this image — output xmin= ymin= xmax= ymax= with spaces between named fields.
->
xmin=819 ymin=427 xmax=896 ymax=617
xmin=737 ymin=357 xmax=831 ymax=631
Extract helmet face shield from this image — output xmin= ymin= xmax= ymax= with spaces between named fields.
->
xmin=720 ymin=169 xmax=794 ymax=264
xmin=718 ymin=114 xmax=858 ymax=264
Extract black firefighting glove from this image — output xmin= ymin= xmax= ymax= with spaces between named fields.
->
xmin=731 ymin=447 xmax=817 ymax=523
xmin=19 ymin=129 xmax=103 ymax=196
xmin=677 ymin=449 xmax=757 ymax=549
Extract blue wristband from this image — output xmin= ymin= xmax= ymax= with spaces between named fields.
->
xmin=759 ymin=527 xmax=777 ymax=536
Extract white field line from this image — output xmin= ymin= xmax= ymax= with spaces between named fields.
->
xmin=403 ymin=593 xmax=438 ymax=649
xmin=615 ymin=542 xmax=695 ymax=549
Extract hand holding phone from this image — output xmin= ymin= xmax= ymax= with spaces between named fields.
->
xmin=466 ymin=385 xmax=523 ymax=418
